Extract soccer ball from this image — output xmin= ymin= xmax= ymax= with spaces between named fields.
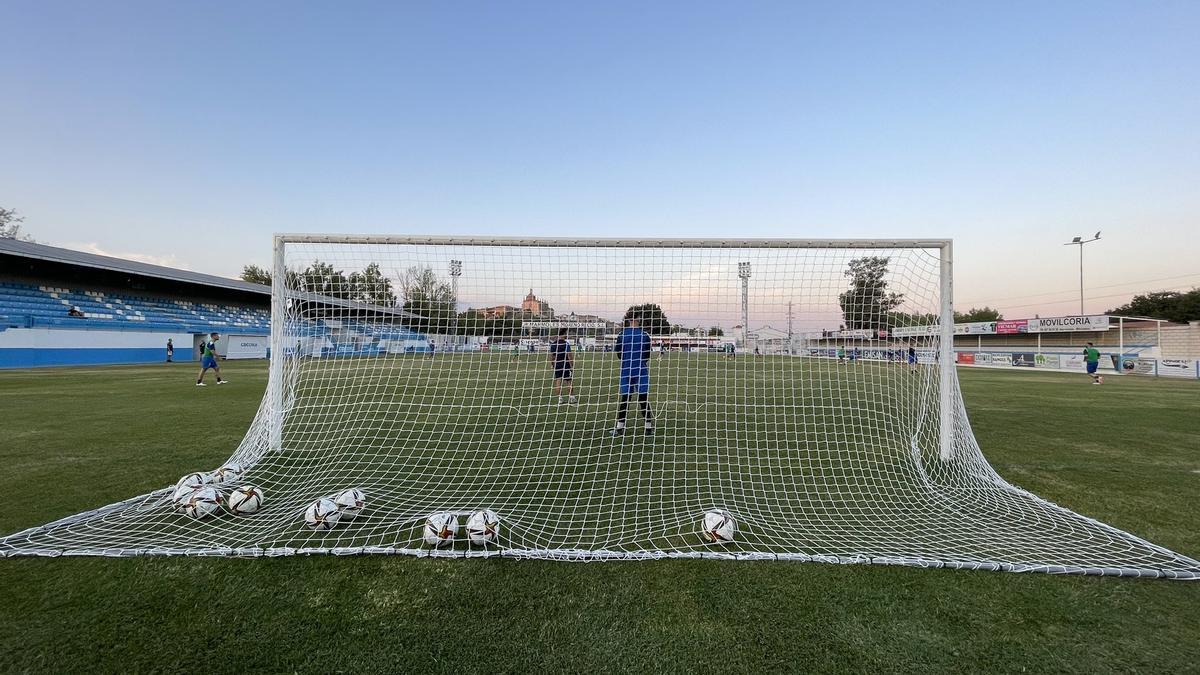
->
xmin=213 ymin=463 xmax=243 ymax=483
xmin=304 ymin=498 xmax=342 ymax=530
xmin=174 ymin=471 xmax=212 ymax=493
xmin=465 ymin=509 xmax=500 ymax=545
xmin=227 ymin=486 xmax=264 ymax=516
xmin=333 ymin=488 xmax=366 ymax=519
xmin=423 ymin=512 xmax=459 ymax=546
xmin=170 ymin=484 xmax=197 ymax=513
xmin=183 ymin=486 xmax=225 ymax=519
xmin=170 ymin=472 xmax=212 ymax=513
xmin=701 ymin=509 xmax=736 ymax=543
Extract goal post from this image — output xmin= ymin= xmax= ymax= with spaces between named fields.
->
xmin=2 ymin=235 xmax=1198 ymax=579
xmin=939 ymin=240 xmax=955 ymax=461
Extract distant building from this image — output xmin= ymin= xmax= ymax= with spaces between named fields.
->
xmin=521 ymin=289 xmax=552 ymax=317
xmin=478 ymin=305 xmax=519 ymax=319
xmin=747 ymin=325 xmax=790 ymax=354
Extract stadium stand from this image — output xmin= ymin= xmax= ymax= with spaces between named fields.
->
xmin=0 ymin=281 xmax=269 ymax=333
xmin=0 ymin=238 xmax=272 ymax=368
xmin=0 ymin=238 xmax=432 ymax=368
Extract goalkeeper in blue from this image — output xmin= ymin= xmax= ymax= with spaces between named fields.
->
xmin=611 ymin=316 xmax=654 ymax=437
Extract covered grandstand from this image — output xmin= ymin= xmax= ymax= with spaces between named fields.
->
xmin=0 ymin=239 xmax=428 ymax=368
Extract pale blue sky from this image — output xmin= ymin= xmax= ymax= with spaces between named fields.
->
xmin=2 ymin=1 xmax=1198 ymax=317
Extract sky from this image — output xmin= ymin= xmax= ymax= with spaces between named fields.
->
xmin=2 ymin=1 xmax=1198 ymax=321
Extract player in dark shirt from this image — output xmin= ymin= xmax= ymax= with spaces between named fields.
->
xmin=548 ymin=327 xmax=576 ymax=404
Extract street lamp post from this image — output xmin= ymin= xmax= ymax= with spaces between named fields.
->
xmin=449 ymin=260 xmax=462 ymax=348
xmin=1063 ymin=232 xmax=1101 ymax=315
xmin=738 ymin=262 xmax=751 ymax=352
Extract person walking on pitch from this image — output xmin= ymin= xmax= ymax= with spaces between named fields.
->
xmin=196 ymin=332 xmax=227 ymax=386
xmin=1084 ymin=342 xmax=1104 ymax=385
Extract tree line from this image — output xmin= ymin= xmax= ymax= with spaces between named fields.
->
xmin=242 ymin=262 xmax=726 ymax=338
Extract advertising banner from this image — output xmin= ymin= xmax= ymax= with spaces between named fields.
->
xmin=1120 ymin=357 xmax=1157 ymax=376
xmin=1011 ymin=352 xmax=1036 ymax=367
xmin=962 ymin=321 xmax=998 ymax=335
xmin=524 ymin=321 xmax=608 ymax=329
xmin=996 ymin=320 xmax=1029 ymax=335
xmin=1061 ymin=354 xmax=1085 ymax=370
xmin=1028 ymin=315 xmax=1110 ymax=333
xmin=891 ymin=325 xmax=938 ymax=337
xmin=225 ymin=336 xmax=269 ymax=360
xmin=1034 ymin=353 xmax=1060 ymax=369
xmin=1159 ymin=359 xmax=1198 ymax=378
xmin=956 ymin=352 xmax=976 ymax=364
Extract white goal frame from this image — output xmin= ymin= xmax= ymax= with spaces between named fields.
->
xmin=268 ymin=235 xmax=958 ymax=461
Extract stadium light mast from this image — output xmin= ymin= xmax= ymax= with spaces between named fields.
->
xmin=738 ymin=261 xmax=751 ymax=351
xmin=449 ymin=260 xmax=462 ymax=346
xmin=787 ymin=300 xmax=793 ymax=354
xmin=1063 ymin=232 xmax=1101 ymax=315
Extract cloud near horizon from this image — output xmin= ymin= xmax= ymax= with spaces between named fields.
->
xmin=59 ymin=242 xmax=196 ymax=273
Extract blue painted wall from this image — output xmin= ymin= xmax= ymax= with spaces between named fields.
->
xmin=0 ymin=347 xmax=195 ymax=369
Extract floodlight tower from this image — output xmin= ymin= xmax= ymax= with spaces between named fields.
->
xmin=1063 ymin=232 xmax=1101 ymax=315
xmin=739 ymin=261 xmax=751 ymax=351
xmin=449 ymin=259 xmax=462 ymax=346
xmin=787 ymin=300 xmax=794 ymax=354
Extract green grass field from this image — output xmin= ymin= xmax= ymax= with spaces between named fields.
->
xmin=1 ymin=359 xmax=1198 ymax=672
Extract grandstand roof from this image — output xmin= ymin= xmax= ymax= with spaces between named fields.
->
xmin=0 ymin=237 xmax=417 ymax=318
xmin=0 ymin=238 xmax=268 ymax=295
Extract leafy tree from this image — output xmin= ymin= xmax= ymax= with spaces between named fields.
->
xmin=399 ymin=265 xmax=455 ymax=333
xmin=888 ymin=311 xmax=938 ymax=329
xmin=0 ymin=207 xmax=34 ymax=242
xmin=623 ymin=303 xmax=672 ymax=335
xmin=707 ymin=326 xmax=724 ymax=336
xmin=347 ymin=262 xmax=396 ymax=306
xmin=954 ymin=306 xmax=1003 ymax=323
xmin=1107 ymin=289 xmax=1200 ymax=323
xmin=298 ymin=260 xmax=350 ymax=296
xmin=457 ymin=309 xmax=523 ymax=338
xmin=839 ymin=257 xmax=904 ymax=330
xmin=240 ymin=264 xmax=273 ymax=285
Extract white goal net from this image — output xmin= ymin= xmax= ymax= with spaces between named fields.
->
xmin=2 ymin=236 xmax=1197 ymax=578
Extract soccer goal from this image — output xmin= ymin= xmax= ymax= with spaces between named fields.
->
xmin=2 ymin=236 xmax=1197 ymax=578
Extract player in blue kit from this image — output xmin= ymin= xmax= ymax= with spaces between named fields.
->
xmin=611 ymin=316 xmax=654 ymax=437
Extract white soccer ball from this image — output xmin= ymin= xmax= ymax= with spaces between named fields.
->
xmin=423 ymin=512 xmax=459 ymax=546
xmin=333 ymin=488 xmax=366 ymax=520
xmin=304 ymin=498 xmax=341 ymax=530
xmin=212 ymin=463 xmax=243 ymax=483
xmin=465 ymin=509 xmax=500 ymax=545
xmin=171 ymin=485 xmax=197 ymax=513
xmin=174 ymin=471 xmax=212 ymax=492
xmin=171 ymin=472 xmax=212 ymax=513
xmin=183 ymin=486 xmax=225 ymax=520
xmin=227 ymin=486 xmax=265 ymax=516
xmin=702 ymin=509 xmax=736 ymax=543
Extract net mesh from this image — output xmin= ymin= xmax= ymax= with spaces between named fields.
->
xmin=2 ymin=237 xmax=1197 ymax=578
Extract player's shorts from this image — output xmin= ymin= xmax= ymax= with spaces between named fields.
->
xmin=619 ymin=366 xmax=650 ymax=395
xmin=907 ymin=354 xmax=917 ymax=364
xmin=1086 ymin=360 xmax=1098 ymax=374
xmin=202 ymin=356 xmax=218 ymax=369
xmin=554 ymin=363 xmax=573 ymax=380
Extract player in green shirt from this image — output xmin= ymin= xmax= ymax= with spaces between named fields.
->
xmin=1083 ymin=342 xmax=1103 ymax=385
xmin=196 ymin=332 xmax=227 ymax=386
